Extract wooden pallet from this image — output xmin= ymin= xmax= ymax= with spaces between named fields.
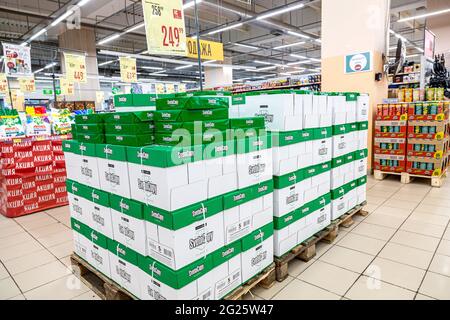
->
xmin=70 ymin=254 xmax=136 ymax=300
xmin=374 ymin=169 xmax=447 ymax=187
xmin=273 ymin=202 xmax=368 ymax=282
xmin=223 ymin=263 xmax=276 ymax=300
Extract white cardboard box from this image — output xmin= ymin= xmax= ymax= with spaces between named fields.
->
xmin=236 ymin=148 xmax=273 ymax=189
xmin=97 ymin=145 xmax=132 ymax=198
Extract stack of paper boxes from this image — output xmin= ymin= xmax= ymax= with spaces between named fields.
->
xmin=233 ymin=90 xmax=333 ymax=258
xmin=113 ymin=94 xmax=157 ymax=112
xmin=329 ymin=92 xmax=369 ymax=220
xmin=64 ymin=92 xmax=275 ymax=300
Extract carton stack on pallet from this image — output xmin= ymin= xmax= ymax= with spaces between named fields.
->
xmin=232 ymin=90 xmax=369 ymax=260
xmin=64 ymin=92 xmax=275 ymax=300
xmin=374 ymin=104 xmax=408 ymax=173
xmin=406 ymin=101 xmax=450 ymax=177
xmin=330 ymin=93 xmax=369 ymax=221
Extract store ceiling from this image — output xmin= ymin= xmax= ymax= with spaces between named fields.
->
xmin=0 ymin=0 xmax=431 ymax=85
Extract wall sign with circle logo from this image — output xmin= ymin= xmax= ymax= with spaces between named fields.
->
xmin=345 ymin=52 xmax=373 ymax=74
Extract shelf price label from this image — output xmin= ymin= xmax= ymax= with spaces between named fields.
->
xmin=120 ymin=57 xmax=137 ymax=83
xmin=0 ymin=74 xmax=9 ymax=94
xmin=142 ymin=0 xmax=187 ymax=56
xmin=60 ymin=78 xmax=75 ymax=96
xmin=166 ymin=83 xmax=175 ymax=93
xmin=156 ymin=83 xmax=165 ymax=94
xmin=18 ymin=76 xmax=35 ymax=93
xmin=64 ymin=53 xmax=87 ymax=83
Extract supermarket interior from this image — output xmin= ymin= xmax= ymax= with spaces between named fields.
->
xmin=1 ymin=0 xmax=450 ymax=303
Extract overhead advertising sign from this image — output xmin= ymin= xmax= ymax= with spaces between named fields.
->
xmin=2 ymin=43 xmax=32 ymax=77
xmin=0 ymin=74 xmax=9 ymax=94
xmin=18 ymin=77 xmax=36 ymax=93
xmin=96 ymin=91 xmax=105 ymax=103
xmin=120 ymin=57 xmax=137 ymax=83
xmin=424 ymin=29 xmax=435 ymax=60
xmin=345 ymin=52 xmax=373 ymax=74
xmin=60 ymin=78 xmax=75 ymax=96
xmin=186 ymin=37 xmax=224 ymax=61
xmin=64 ymin=53 xmax=87 ymax=83
xmin=142 ymin=0 xmax=187 ymax=56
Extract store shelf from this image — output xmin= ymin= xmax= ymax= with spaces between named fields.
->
xmin=388 ymin=71 xmax=421 ymax=77
xmin=232 ymin=82 xmax=322 ymax=93
xmin=388 ymin=81 xmax=420 ymax=88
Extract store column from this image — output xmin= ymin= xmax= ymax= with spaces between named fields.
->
xmin=321 ymin=0 xmax=390 ymax=169
xmin=204 ymin=58 xmax=233 ymax=88
xmin=58 ymin=27 xmax=101 ymax=106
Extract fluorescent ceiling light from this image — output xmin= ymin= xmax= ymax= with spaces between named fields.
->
xmin=183 ymin=0 xmax=202 ymax=10
xmin=416 ymin=47 xmax=424 ymax=53
xmin=98 ymin=60 xmax=116 ymax=67
xmin=287 ymin=60 xmax=311 ymax=65
xmin=125 ymin=22 xmax=145 ymax=33
xmin=98 ymin=34 xmax=121 ymax=45
xmin=287 ymin=70 xmax=304 ymax=74
xmin=234 ymin=43 xmax=258 ymax=50
xmin=309 ymin=58 xmax=321 ymax=62
xmin=274 ymin=41 xmax=305 ymax=50
xmin=150 ymin=70 xmax=167 ymax=75
xmin=208 ymin=23 xmax=243 ymax=35
xmin=35 ymin=76 xmax=53 ymax=80
xmin=287 ymin=30 xmax=310 ymax=39
xmin=77 ymin=0 xmax=92 ymax=6
xmin=279 ymin=72 xmax=291 ymax=76
xmin=406 ymin=54 xmax=420 ymax=58
xmin=182 ymin=80 xmax=197 ymax=83
xmin=398 ymin=8 xmax=450 ymax=23
xmin=256 ymin=3 xmax=304 ymax=20
xmin=315 ymin=39 xmax=322 ymax=43
xmin=29 ymin=28 xmax=47 ymax=41
xmin=141 ymin=66 xmax=164 ymax=70
xmin=51 ymin=10 xmax=74 ymax=26
xmin=20 ymin=42 xmax=27 ymax=46
xmin=34 ymin=68 xmax=45 ymax=74
xmin=44 ymin=62 xmax=57 ymax=69
xmin=203 ymin=60 xmax=217 ymax=64
xmin=175 ymin=64 xmax=194 ymax=70
xmin=290 ymin=53 xmax=307 ymax=59
xmin=254 ymin=60 xmax=272 ymax=65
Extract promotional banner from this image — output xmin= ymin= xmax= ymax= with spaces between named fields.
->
xmin=156 ymin=83 xmax=165 ymax=94
xmin=96 ymin=91 xmax=105 ymax=103
xmin=142 ymin=0 xmax=187 ymax=56
xmin=186 ymin=37 xmax=224 ymax=61
xmin=59 ymin=78 xmax=75 ymax=96
xmin=64 ymin=53 xmax=87 ymax=83
xmin=120 ymin=57 xmax=137 ymax=83
xmin=345 ymin=52 xmax=373 ymax=74
xmin=2 ymin=43 xmax=32 ymax=77
xmin=166 ymin=83 xmax=175 ymax=93
xmin=0 ymin=74 xmax=9 ymax=94
xmin=18 ymin=77 xmax=36 ymax=93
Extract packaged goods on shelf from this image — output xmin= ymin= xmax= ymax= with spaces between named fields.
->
xmin=25 ymin=106 xmax=52 ymax=136
xmin=407 ymin=137 xmax=449 ymax=159
xmin=1 ymin=136 xmax=69 ymax=218
xmin=374 ymin=154 xmax=406 ymax=172
xmin=426 ymin=87 xmax=446 ymax=102
xmin=407 ymin=101 xmax=449 ymax=121
xmin=406 ymin=153 xmax=450 ymax=176
xmin=407 ymin=120 xmax=449 ymax=140
xmin=374 ymin=137 xmax=407 ymax=155
xmin=0 ymin=109 xmax=25 ymax=138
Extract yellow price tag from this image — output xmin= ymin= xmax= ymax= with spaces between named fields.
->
xmin=120 ymin=57 xmax=137 ymax=83
xmin=19 ymin=77 xmax=35 ymax=93
xmin=0 ymin=74 xmax=9 ymax=94
xmin=64 ymin=53 xmax=87 ymax=83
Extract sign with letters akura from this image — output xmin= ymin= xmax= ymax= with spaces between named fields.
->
xmin=186 ymin=37 xmax=224 ymax=61
xmin=345 ymin=52 xmax=372 ymax=74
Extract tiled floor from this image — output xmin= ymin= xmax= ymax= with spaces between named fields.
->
xmin=1 ymin=174 xmax=450 ymax=300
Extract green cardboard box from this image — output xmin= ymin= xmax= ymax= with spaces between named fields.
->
xmin=102 ymin=111 xmax=154 ymax=124
xmin=104 ymin=122 xmax=154 ymax=135
xmin=154 ymin=119 xmax=229 ymax=134
xmin=105 ymin=133 xmax=154 ymax=146
xmin=76 ymin=123 xmax=105 ymax=134
xmin=114 ymin=94 xmax=133 ymax=107
xmin=75 ymin=114 xmax=103 ymax=125
xmin=153 ymin=108 xmax=228 ymax=122
xmin=77 ymin=132 xmax=105 ymax=144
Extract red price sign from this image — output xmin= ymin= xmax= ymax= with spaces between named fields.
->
xmin=161 ymin=25 xmax=184 ymax=47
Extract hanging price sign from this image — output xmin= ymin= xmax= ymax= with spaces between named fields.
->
xmin=64 ymin=53 xmax=87 ymax=83
xmin=120 ymin=57 xmax=137 ymax=83
xmin=18 ymin=77 xmax=35 ymax=93
xmin=96 ymin=91 xmax=105 ymax=103
xmin=142 ymin=0 xmax=187 ymax=56
xmin=156 ymin=83 xmax=165 ymax=94
xmin=60 ymin=78 xmax=75 ymax=96
xmin=178 ymin=83 xmax=186 ymax=93
xmin=166 ymin=83 xmax=175 ymax=93
xmin=0 ymin=74 xmax=9 ymax=94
